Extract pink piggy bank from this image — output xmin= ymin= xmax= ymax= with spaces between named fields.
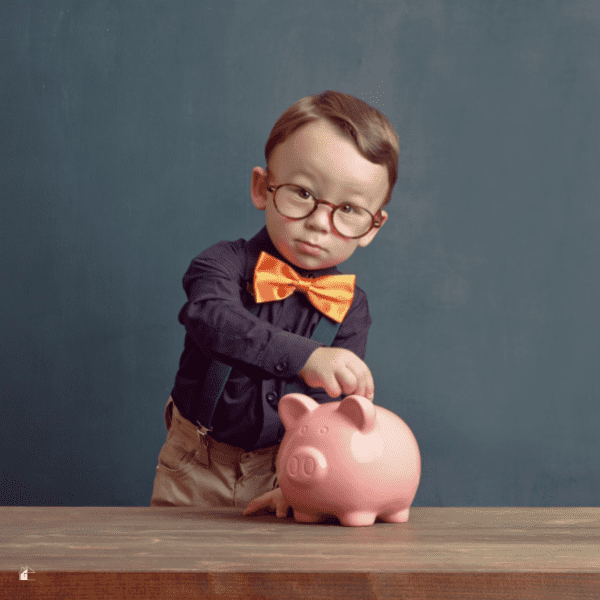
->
xmin=277 ymin=393 xmax=421 ymax=527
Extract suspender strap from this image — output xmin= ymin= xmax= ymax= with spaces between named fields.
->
xmin=194 ymin=306 xmax=341 ymax=432
xmin=276 ymin=315 xmax=340 ymax=395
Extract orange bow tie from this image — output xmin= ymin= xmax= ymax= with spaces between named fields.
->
xmin=253 ymin=252 xmax=355 ymax=323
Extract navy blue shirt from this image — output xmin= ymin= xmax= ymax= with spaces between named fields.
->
xmin=171 ymin=227 xmax=372 ymax=451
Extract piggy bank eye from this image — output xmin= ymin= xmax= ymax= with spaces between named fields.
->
xmin=300 ymin=426 xmax=308 ymax=434
xmin=319 ymin=426 xmax=328 ymax=434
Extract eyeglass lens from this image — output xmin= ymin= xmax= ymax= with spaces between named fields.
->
xmin=274 ymin=185 xmax=373 ymax=238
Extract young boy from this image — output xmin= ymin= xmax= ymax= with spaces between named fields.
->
xmin=150 ymin=90 xmax=399 ymax=517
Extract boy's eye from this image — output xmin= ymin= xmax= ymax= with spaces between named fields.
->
xmin=339 ymin=203 xmax=357 ymax=214
xmin=290 ymin=186 xmax=313 ymax=201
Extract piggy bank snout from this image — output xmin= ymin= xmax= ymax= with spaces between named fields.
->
xmin=285 ymin=446 xmax=328 ymax=483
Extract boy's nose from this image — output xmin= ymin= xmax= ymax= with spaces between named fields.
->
xmin=304 ymin=204 xmax=332 ymax=232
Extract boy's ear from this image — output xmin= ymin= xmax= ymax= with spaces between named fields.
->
xmin=251 ymin=167 xmax=269 ymax=210
xmin=357 ymin=210 xmax=388 ymax=248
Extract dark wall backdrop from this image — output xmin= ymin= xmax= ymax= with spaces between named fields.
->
xmin=2 ymin=0 xmax=599 ymax=507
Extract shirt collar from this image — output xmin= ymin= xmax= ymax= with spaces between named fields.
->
xmin=245 ymin=227 xmax=344 ymax=281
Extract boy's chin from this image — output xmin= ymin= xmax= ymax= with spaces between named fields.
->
xmin=271 ymin=237 xmax=347 ymax=270
xmin=288 ymin=254 xmax=339 ymax=271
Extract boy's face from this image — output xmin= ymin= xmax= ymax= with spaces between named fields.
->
xmin=251 ymin=119 xmax=389 ymax=270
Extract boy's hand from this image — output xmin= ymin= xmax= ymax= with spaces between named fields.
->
xmin=299 ymin=347 xmax=374 ymax=400
xmin=243 ymin=488 xmax=292 ymax=519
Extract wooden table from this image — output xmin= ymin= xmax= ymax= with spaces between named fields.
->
xmin=1 ymin=506 xmax=599 ymax=599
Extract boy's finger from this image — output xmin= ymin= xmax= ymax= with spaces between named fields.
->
xmin=364 ymin=370 xmax=375 ymax=400
xmin=276 ymin=499 xmax=289 ymax=518
xmin=356 ymin=365 xmax=374 ymax=400
xmin=244 ymin=494 xmax=273 ymax=515
xmin=345 ymin=365 xmax=367 ymax=397
xmin=336 ymin=370 xmax=358 ymax=396
xmin=243 ymin=501 xmax=257 ymax=515
xmin=324 ymin=375 xmax=342 ymax=398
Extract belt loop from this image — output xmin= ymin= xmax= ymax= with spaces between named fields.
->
xmin=196 ymin=425 xmax=211 ymax=468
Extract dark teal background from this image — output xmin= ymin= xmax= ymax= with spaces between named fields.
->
xmin=2 ymin=0 xmax=599 ymax=506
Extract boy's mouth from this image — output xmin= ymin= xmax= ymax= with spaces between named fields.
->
xmin=296 ymin=239 xmax=324 ymax=255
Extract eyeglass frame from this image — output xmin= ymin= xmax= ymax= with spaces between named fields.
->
xmin=266 ymin=181 xmax=385 ymax=239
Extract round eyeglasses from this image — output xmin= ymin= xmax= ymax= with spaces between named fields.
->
xmin=266 ymin=183 xmax=383 ymax=239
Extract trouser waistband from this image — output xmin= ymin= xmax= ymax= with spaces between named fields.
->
xmin=168 ymin=397 xmax=279 ymax=469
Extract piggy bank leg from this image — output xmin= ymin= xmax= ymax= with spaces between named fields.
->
xmin=338 ymin=511 xmax=377 ymax=527
xmin=379 ymin=507 xmax=410 ymax=523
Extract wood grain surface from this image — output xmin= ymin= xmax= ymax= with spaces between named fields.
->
xmin=1 ymin=506 xmax=599 ymax=599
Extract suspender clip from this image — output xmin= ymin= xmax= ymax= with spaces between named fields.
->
xmin=196 ymin=422 xmax=212 ymax=444
xmin=195 ymin=423 xmax=212 ymax=468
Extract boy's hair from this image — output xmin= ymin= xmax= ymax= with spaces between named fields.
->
xmin=265 ymin=90 xmax=399 ymax=208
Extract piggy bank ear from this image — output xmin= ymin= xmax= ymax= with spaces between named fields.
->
xmin=278 ymin=393 xmax=319 ymax=430
xmin=336 ymin=395 xmax=377 ymax=434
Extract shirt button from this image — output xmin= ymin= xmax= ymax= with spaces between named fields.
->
xmin=266 ymin=392 xmax=277 ymax=403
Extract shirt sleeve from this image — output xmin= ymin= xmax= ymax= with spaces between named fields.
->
xmin=178 ymin=241 xmax=321 ymax=378
xmin=331 ymin=286 xmax=371 ymax=359
xmin=305 ymin=286 xmax=372 ymax=404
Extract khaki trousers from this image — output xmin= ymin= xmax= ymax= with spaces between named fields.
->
xmin=150 ymin=397 xmax=279 ymax=508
